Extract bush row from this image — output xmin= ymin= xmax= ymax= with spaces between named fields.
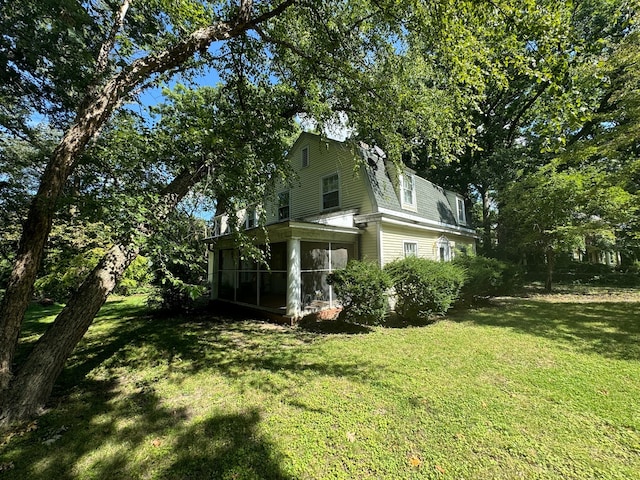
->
xmin=329 ymin=254 xmax=518 ymax=325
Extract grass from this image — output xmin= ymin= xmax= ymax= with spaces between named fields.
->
xmin=1 ymin=289 xmax=640 ymax=479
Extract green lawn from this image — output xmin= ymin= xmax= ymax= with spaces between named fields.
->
xmin=2 ymin=290 xmax=640 ymax=479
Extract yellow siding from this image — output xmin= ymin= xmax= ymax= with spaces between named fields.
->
xmin=380 ymin=222 xmax=475 ymax=266
xmin=260 ymin=134 xmax=374 ymax=224
xmin=360 ymin=224 xmax=380 ymax=265
xmin=273 ymin=135 xmax=373 ymax=221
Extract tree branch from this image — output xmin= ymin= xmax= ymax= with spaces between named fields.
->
xmin=506 ymin=80 xmax=550 ymax=145
xmin=95 ymin=0 xmax=130 ymax=76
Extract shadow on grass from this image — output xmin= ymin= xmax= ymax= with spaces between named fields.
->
xmin=297 ymin=316 xmax=373 ymax=334
xmin=2 ymin=378 xmax=291 ymax=479
xmin=49 ymin=309 xmax=373 ymax=407
xmin=6 ymin=300 xmax=352 ymax=478
xmin=452 ymin=298 xmax=640 ymax=361
xmin=164 ymin=409 xmax=291 ymax=480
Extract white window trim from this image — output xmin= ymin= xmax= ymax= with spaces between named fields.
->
xmin=301 ymin=146 xmax=309 ymax=168
xmin=278 ymin=190 xmax=290 ymax=220
xmin=456 ymin=197 xmax=467 ymax=225
xmin=321 ymin=172 xmax=340 ymax=211
xmin=436 ymin=236 xmax=451 ymax=262
xmin=403 ymin=241 xmax=418 ymax=258
xmin=400 ymin=173 xmax=417 ymax=209
xmin=212 ymin=216 xmax=221 ymax=237
xmin=245 ymin=207 xmax=258 ymax=229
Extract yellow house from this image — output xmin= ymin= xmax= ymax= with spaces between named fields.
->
xmin=206 ymin=132 xmax=476 ymax=318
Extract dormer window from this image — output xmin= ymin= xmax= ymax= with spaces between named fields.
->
xmin=212 ymin=216 xmax=221 ymax=237
xmin=301 ymin=146 xmax=309 ymax=168
xmin=400 ymin=173 xmax=416 ymax=208
xmin=456 ymin=197 xmax=466 ymax=224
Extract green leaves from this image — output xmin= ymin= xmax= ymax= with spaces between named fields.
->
xmin=499 ymin=162 xmax=634 ymax=262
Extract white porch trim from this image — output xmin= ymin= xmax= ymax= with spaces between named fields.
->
xmin=286 ymin=237 xmax=301 ymax=317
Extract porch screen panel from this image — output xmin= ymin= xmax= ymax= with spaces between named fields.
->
xmin=237 ymin=271 xmax=258 ymax=305
xmin=265 ymin=242 xmax=287 ymax=271
xmin=259 ymin=242 xmax=286 ymax=309
xmin=301 ymin=242 xmax=330 ymax=270
xmin=301 ymin=271 xmax=331 ymax=308
xmin=218 ymin=249 xmax=236 ymax=301
xmin=237 ymin=253 xmax=258 ymax=305
xmin=300 ymin=241 xmax=354 ymax=310
xmin=330 ymin=243 xmax=354 ymax=270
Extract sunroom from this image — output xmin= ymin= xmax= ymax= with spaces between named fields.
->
xmin=206 ymin=221 xmax=361 ymax=318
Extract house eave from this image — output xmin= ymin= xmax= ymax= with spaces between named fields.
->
xmin=204 ymin=219 xmax=362 ymax=247
xmin=356 ymin=209 xmax=478 ymax=238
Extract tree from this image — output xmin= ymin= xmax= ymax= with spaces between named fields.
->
xmin=562 ymin=29 xmax=640 ymax=265
xmin=0 ymin=0 xmax=301 ymax=399
xmin=1 ymin=74 xmax=303 ymax=423
xmin=498 ymin=163 xmax=634 ymax=291
xmin=412 ymin=0 xmax=637 ymax=253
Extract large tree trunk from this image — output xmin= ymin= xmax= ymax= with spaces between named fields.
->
xmin=0 ymin=165 xmax=207 ymax=427
xmin=1 ymin=243 xmax=140 ymax=424
xmin=0 ymin=0 xmax=294 ymax=393
xmin=0 ymin=119 xmax=115 ymax=391
xmin=545 ymin=247 xmax=555 ymax=293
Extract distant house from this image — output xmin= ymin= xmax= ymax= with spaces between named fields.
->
xmin=205 ymin=132 xmax=476 ymax=318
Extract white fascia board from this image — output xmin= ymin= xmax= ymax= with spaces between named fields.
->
xmin=288 ymin=221 xmax=362 ymax=236
xmin=359 ymin=209 xmax=478 ymax=238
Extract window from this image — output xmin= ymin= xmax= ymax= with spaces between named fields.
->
xmin=401 ymin=173 xmax=416 ymax=207
xmin=212 ymin=216 xmax=221 ymax=237
xmin=322 ymin=173 xmax=340 ymax=210
xmin=404 ymin=242 xmax=418 ymax=258
xmin=301 ymin=146 xmax=309 ymax=168
xmin=278 ymin=191 xmax=290 ymax=220
xmin=456 ymin=197 xmax=466 ymax=224
xmin=436 ymin=236 xmax=451 ymax=262
xmin=245 ymin=207 xmax=257 ymax=229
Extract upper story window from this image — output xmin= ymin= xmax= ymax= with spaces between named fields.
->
xmin=212 ymin=216 xmax=221 ymax=237
xmin=456 ymin=197 xmax=466 ymax=224
xmin=404 ymin=241 xmax=418 ymax=258
xmin=301 ymin=146 xmax=309 ymax=168
xmin=245 ymin=207 xmax=257 ymax=229
xmin=278 ymin=191 xmax=290 ymax=220
xmin=322 ymin=173 xmax=340 ymax=210
xmin=400 ymin=173 xmax=416 ymax=208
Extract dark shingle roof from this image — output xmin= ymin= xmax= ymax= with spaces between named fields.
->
xmin=359 ymin=143 xmax=462 ymax=227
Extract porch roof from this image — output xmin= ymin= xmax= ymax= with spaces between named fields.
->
xmin=205 ymin=220 xmax=362 ymax=249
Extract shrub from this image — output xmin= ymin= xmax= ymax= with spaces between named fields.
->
xmin=329 ymin=260 xmax=391 ymax=325
xmin=34 ymin=247 xmax=153 ymax=301
xmin=385 ymin=256 xmax=465 ymax=321
xmin=452 ymin=254 xmax=521 ymax=304
xmin=34 ymin=247 xmax=106 ymax=301
xmin=114 ymin=255 xmax=154 ymax=296
xmin=147 ymin=213 xmax=208 ymax=313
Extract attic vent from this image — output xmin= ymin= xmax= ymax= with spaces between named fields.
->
xmin=302 ymin=146 xmax=309 ymax=168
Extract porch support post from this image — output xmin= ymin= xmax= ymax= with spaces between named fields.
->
xmin=286 ymin=237 xmax=301 ymax=318
xmin=208 ymin=248 xmax=219 ymax=300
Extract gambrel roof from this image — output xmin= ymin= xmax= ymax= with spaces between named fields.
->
xmin=358 ymin=142 xmax=465 ymax=229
